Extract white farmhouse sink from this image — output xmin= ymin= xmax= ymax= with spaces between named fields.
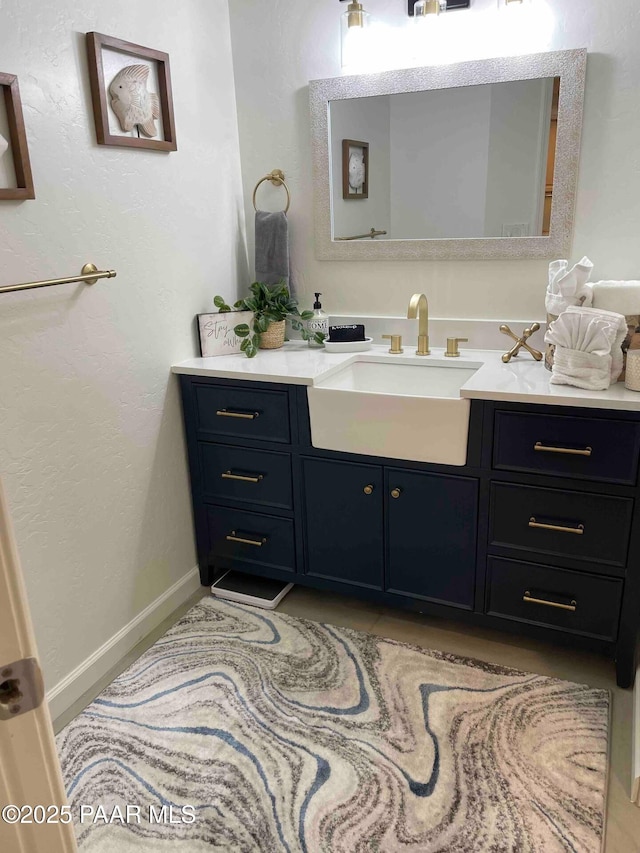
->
xmin=307 ymin=360 xmax=479 ymax=466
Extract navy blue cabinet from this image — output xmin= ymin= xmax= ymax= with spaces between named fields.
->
xmin=179 ymin=375 xmax=640 ymax=689
xmin=302 ymin=457 xmax=384 ymax=589
xmin=386 ymin=468 xmax=477 ymax=608
xmin=301 ymin=459 xmax=477 ymax=606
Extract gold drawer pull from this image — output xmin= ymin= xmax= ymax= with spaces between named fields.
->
xmin=390 ymin=488 xmax=402 ymax=499
xmin=216 ymin=409 xmax=260 ymax=420
xmin=534 ymin=442 xmax=592 ymax=457
xmin=523 ymin=591 xmax=577 ymax=612
xmin=221 ymin=470 xmax=264 ymax=484
xmin=226 ymin=530 xmax=267 ymax=547
xmin=529 ymin=517 xmax=584 ymax=535
xmin=363 ymin=484 xmax=374 ymax=495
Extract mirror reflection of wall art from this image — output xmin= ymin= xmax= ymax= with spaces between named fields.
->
xmin=86 ymin=32 xmax=177 ymax=152
xmin=342 ymin=139 xmax=368 ymax=199
xmin=0 ymin=73 xmax=35 ymax=200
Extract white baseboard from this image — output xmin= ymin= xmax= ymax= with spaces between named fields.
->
xmin=47 ymin=567 xmax=202 ymax=722
xmin=633 ymin=666 xmax=640 ymax=805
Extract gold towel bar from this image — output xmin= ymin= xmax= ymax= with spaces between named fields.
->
xmin=335 ymin=228 xmax=388 ymax=241
xmin=253 ymin=169 xmax=290 ymax=213
xmin=0 ymin=263 xmax=117 ymax=295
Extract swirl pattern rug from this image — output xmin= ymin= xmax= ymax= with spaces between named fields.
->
xmin=57 ymin=598 xmax=609 ymax=852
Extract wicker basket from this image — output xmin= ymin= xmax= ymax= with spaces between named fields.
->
xmin=258 ymin=319 xmax=286 ymax=350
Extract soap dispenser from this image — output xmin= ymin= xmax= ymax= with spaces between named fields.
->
xmin=307 ymin=292 xmax=329 ymax=347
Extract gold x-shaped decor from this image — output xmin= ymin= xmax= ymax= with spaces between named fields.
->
xmin=500 ymin=323 xmax=543 ymax=364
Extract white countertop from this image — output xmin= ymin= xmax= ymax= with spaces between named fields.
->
xmin=172 ymin=343 xmax=640 ymax=412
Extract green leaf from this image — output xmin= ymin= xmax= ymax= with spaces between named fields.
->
xmin=314 ymin=332 xmax=327 ymax=344
xmin=234 ymin=324 xmax=250 ymax=337
xmin=299 ymin=310 xmax=313 ymax=320
xmin=254 ymin=315 xmax=269 ymax=333
xmin=240 ymin=338 xmax=250 ymax=352
xmin=213 ymin=295 xmax=231 ymax=312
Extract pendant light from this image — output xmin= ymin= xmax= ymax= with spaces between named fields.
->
xmin=340 ymin=1 xmax=371 ymax=68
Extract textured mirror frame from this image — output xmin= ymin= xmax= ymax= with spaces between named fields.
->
xmin=310 ymin=49 xmax=586 ymax=261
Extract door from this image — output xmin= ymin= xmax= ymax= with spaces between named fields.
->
xmin=302 ymin=457 xmax=384 ymax=589
xmin=0 ymin=477 xmax=77 ymax=852
xmin=386 ymin=468 xmax=478 ymax=608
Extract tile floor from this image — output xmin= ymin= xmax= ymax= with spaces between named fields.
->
xmin=55 ymin=585 xmax=640 ymax=853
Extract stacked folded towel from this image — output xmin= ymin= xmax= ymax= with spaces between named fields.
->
xmin=544 ymin=306 xmax=627 ymax=390
xmin=592 ymin=281 xmax=640 ymax=315
xmin=545 ymin=257 xmax=594 ymax=317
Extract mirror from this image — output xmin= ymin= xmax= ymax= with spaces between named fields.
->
xmin=310 ymin=50 xmax=586 ymax=261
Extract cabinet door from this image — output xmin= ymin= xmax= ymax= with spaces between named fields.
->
xmin=386 ymin=468 xmax=478 ymax=608
xmin=302 ymin=457 xmax=384 ymax=589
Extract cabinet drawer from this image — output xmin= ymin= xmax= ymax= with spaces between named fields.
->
xmin=206 ymin=506 xmax=295 ymax=573
xmin=493 ymin=410 xmax=640 ymax=484
xmin=489 ymin=482 xmax=632 ymax=569
xmin=486 ymin=557 xmax=622 ymax=641
xmin=200 ymin=444 xmax=292 ymax=510
xmin=194 ymin=383 xmax=290 ymax=444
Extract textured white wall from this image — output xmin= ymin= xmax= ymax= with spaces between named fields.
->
xmin=0 ymin=0 xmax=246 ymax=689
xmin=228 ymin=0 xmax=640 ymax=320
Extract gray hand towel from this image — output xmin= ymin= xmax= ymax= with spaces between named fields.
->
xmin=255 ymin=210 xmax=292 ymax=294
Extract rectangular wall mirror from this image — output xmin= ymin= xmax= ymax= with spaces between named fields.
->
xmin=310 ymin=49 xmax=586 ymax=261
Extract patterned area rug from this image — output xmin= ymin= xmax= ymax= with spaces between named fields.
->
xmin=57 ymin=598 xmax=610 ymax=852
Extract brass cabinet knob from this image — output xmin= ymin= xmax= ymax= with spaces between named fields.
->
xmin=382 ymin=334 xmax=403 ymax=354
xmin=363 ymin=484 xmax=374 ymax=495
xmin=390 ymin=488 xmax=402 ymax=499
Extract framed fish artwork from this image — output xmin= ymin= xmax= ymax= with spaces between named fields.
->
xmin=86 ymin=32 xmax=177 ymax=152
xmin=342 ymin=139 xmax=368 ymax=200
xmin=0 ymin=72 xmax=35 ymax=200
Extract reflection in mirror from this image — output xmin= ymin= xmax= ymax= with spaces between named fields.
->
xmin=310 ymin=50 xmax=586 ymax=260
xmin=330 ymin=77 xmax=559 ymax=241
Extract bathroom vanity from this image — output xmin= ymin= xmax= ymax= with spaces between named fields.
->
xmin=174 ymin=346 xmax=640 ymax=689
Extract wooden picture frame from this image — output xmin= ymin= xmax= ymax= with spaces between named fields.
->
xmin=342 ymin=139 xmax=368 ymax=200
xmin=0 ymin=73 xmax=35 ymax=200
xmin=86 ymin=32 xmax=177 ymax=152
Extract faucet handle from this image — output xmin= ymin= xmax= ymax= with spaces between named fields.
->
xmin=445 ymin=337 xmax=468 ymax=358
xmin=382 ymin=334 xmax=403 ymax=354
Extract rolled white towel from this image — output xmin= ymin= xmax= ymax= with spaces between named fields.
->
xmin=592 ymin=281 xmax=640 ymax=315
xmin=550 ymin=347 xmax=612 ymax=391
xmin=545 ymin=256 xmax=594 ymax=315
xmin=564 ymin=306 xmax=627 ymax=382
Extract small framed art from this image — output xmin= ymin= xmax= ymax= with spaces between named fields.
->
xmin=0 ymin=73 xmax=35 ymax=200
xmin=198 ymin=311 xmax=254 ymax=357
xmin=342 ymin=139 xmax=368 ymax=200
xmin=86 ymin=32 xmax=177 ymax=152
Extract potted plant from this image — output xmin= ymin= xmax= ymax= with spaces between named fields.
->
xmin=213 ymin=281 xmax=326 ymax=358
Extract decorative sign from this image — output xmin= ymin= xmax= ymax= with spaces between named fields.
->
xmin=197 ymin=311 xmax=254 ymax=357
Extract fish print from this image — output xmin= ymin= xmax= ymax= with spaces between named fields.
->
xmin=109 ymin=64 xmax=160 ymax=138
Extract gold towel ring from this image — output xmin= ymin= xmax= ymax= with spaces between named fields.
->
xmin=253 ymin=169 xmax=290 ymax=214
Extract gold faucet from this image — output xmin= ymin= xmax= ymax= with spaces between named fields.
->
xmin=407 ymin=293 xmax=430 ymax=355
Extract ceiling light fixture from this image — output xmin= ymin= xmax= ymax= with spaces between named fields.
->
xmin=408 ymin=0 xmax=471 ymax=15
xmin=339 ymin=0 xmax=371 ymax=68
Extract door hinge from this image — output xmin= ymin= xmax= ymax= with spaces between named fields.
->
xmin=0 ymin=657 xmax=44 ymax=720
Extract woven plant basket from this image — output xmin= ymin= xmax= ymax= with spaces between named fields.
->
xmin=259 ymin=319 xmax=286 ymax=350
